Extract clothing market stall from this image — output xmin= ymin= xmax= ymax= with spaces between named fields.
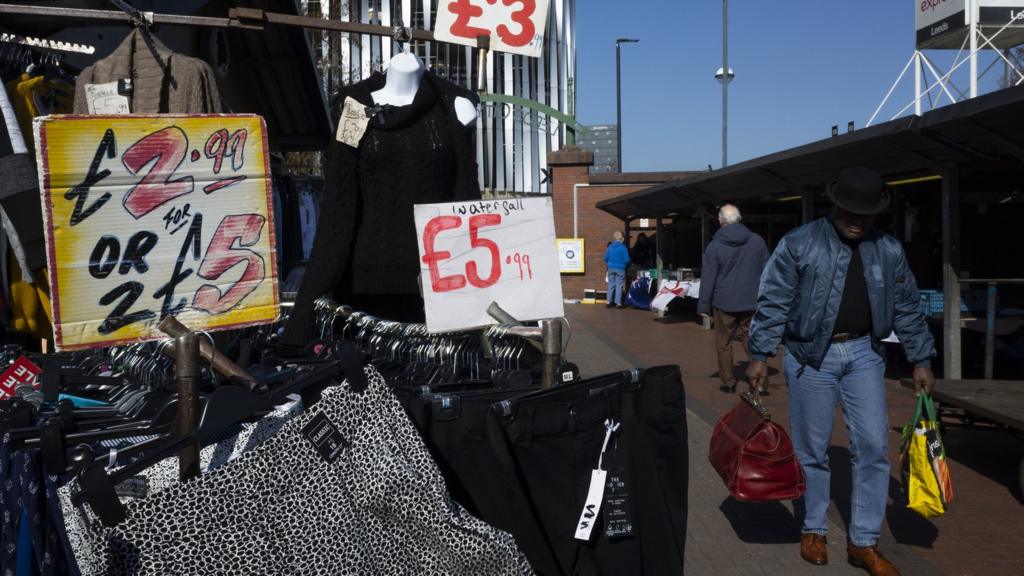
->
xmin=0 ymin=2 xmax=690 ymax=575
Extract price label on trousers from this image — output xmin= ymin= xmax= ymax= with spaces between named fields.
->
xmin=415 ymin=197 xmax=564 ymax=333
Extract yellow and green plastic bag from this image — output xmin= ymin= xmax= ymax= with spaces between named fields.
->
xmin=899 ymin=393 xmax=953 ymax=518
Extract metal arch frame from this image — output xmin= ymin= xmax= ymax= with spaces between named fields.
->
xmin=478 ymin=92 xmax=584 ymax=144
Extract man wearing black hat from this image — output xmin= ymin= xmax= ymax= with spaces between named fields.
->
xmin=746 ymin=167 xmax=935 ymax=576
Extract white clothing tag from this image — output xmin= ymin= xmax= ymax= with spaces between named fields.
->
xmin=574 ymin=419 xmax=621 ymax=541
xmin=106 ymin=448 xmax=118 ymax=472
xmin=85 ymin=82 xmax=130 ymax=114
xmin=336 ymin=97 xmax=370 ymax=147
xmin=275 ymin=393 xmax=303 ymax=412
xmin=597 ymin=419 xmax=621 ymax=471
xmin=574 ymin=469 xmax=607 ymax=541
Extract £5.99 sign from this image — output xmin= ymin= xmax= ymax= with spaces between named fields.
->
xmin=433 ymin=0 xmax=551 ymax=58
xmin=35 ymin=115 xmax=279 ymax=351
xmin=415 ymin=197 xmax=564 ymax=333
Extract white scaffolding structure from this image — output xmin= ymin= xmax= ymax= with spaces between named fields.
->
xmin=869 ymin=0 xmax=1024 ymax=126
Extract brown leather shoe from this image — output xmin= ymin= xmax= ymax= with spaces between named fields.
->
xmin=847 ymin=542 xmax=901 ymax=576
xmin=800 ymin=533 xmax=828 ymax=565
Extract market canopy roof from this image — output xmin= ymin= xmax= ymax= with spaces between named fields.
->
xmin=597 ymin=84 xmax=1024 ymax=221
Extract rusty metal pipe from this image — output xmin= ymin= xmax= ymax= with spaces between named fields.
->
xmin=175 ymin=332 xmax=201 ymax=481
xmin=158 ymin=316 xmax=255 ymax=387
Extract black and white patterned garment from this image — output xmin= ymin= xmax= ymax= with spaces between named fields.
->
xmin=57 ymin=398 xmax=306 ymax=574
xmin=73 ymin=366 xmax=535 ymax=575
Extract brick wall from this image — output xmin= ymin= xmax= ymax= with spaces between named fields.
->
xmin=549 ymin=148 xmax=650 ymax=299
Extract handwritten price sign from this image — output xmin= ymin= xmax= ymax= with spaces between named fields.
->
xmin=415 ymin=197 xmax=564 ymax=333
xmin=433 ymin=0 xmax=551 ymax=58
xmin=35 ymin=115 xmax=278 ymax=351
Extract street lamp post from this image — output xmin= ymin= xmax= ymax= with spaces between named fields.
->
xmin=715 ymin=0 xmax=735 ymax=168
xmin=616 ymin=37 xmax=639 ymax=173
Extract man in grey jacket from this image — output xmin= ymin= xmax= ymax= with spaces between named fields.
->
xmin=746 ymin=167 xmax=935 ymax=576
xmin=698 ymin=205 xmax=769 ymax=393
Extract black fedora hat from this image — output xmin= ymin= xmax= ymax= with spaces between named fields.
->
xmin=826 ymin=166 xmax=890 ymax=216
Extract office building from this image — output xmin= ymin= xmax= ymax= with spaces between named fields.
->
xmin=577 ymin=124 xmax=619 ymax=174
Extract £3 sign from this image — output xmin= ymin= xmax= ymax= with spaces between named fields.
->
xmin=415 ymin=197 xmax=564 ymax=333
xmin=434 ymin=0 xmax=551 ymax=58
xmin=35 ymin=115 xmax=279 ymax=351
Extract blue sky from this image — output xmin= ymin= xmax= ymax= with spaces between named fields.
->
xmin=574 ymin=0 xmax=1008 ymax=172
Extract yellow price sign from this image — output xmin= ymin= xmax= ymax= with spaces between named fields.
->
xmin=35 ymin=114 xmax=279 ymax=351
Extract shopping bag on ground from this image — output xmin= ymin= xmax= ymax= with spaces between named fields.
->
xmin=625 ymin=276 xmax=653 ymax=309
xmin=899 ymin=393 xmax=954 ymax=518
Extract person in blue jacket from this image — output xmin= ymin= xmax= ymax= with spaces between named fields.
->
xmin=746 ymin=166 xmax=935 ymax=575
xmin=603 ymin=231 xmax=630 ymax=308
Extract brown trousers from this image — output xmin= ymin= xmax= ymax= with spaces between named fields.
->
xmin=713 ymin=308 xmax=752 ymax=386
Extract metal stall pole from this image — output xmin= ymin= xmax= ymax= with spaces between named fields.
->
xmin=985 ymin=282 xmax=997 ymax=380
xmin=477 ymin=35 xmax=491 ymax=191
xmin=540 ymin=319 xmax=563 ymax=390
xmin=159 ymin=316 xmax=256 ymax=388
xmin=487 ymin=302 xmax=543 ymax=352
xmin=942 ymin=165 xmax=962 ymax=379
xmin=175 ymin=332 xmax=201 ymax=481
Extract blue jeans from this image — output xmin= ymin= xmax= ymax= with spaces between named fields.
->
xmin=607 ymin=269 xmax=625 ymax=305
xmin=784 ymin=336 xmax=889 ymax=547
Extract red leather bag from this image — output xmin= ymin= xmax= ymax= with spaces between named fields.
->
xmin=708 ymin=391 xmax=805 ymax=501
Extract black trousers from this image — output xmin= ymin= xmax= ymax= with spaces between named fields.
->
xmin=401 ymin=367 xmax=688 ymax=576
xmin=488 ymin=366 xmax=688 ymax=576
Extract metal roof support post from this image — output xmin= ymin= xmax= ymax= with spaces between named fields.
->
xmin=984 ymin=282 xmax=997 ymax=380
xmin=655 ymin=216 xmax=664 ymax=273
xmin=942 ymin=164 xmax=962 ymax=380
xmin=801 ymin=190 xmax=815 ymax=224
xmin=700 ymin=210 xmax=710 ymax=257
xmin=623 ymin=219 xmax=632 ymax=260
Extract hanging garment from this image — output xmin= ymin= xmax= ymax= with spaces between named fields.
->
xmin=297 ymin=182 xmax=320 ymax=261
xmin=73 ymin=29 xmax=222 ymax=114
xmin=0 ymin=79 xmax=45 ymax=280
xmin=487 ymin=366 xmax=689 ymax=576
xmin=403 ymin=367 xmax=689 ymax=576
xmin=6 ymin=253 xmax=52 ymax=338
xmin=5 ymin=73 xmax=74 ymax=152
xmin=69 ymin=367 xmax=534 ymax=576
xmin=284 ymin=72 xmax=481 ymax=344
xmin=58 ymin=400 xmax=305 ymax=574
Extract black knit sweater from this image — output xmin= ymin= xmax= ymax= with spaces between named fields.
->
xmin=283 ymin=71 xmax=481 ymax=345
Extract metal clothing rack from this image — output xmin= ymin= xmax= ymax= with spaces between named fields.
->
xmin=313 ymin=297 xmax=564 ymax=389
xmin=0 ymin=3 xmax=430 ymax=39
xmin=0 ymin=3 xmax=497 ymax=92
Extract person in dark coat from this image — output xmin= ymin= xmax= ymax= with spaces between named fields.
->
xmin=698 ymin=205 xmax=769 ymax=393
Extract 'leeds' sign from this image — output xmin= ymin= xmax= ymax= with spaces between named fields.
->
xmin=916 ymin=0 xmax=968 ymax=48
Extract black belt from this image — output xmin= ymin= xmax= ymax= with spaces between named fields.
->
xmin=831 ymin=332 xmax=867 ymax=343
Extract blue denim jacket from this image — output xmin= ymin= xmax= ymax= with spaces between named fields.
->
xmin=749 ymin=218 xmax=935 ymax=370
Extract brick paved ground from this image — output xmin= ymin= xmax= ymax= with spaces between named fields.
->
xmin=562 ymin=303 xmax=1024 ymax=576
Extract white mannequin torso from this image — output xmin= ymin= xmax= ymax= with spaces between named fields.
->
xmin=372 ymin=52 xmax=477 ymax=126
